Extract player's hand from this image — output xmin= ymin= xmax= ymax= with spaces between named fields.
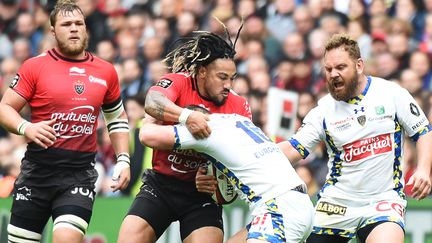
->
xmin=24 ymin=119 xmax=57 ymax=149
xmin=406 ymin=169 xmax=431 ymax=200
xmin=196 ymin=166 xmax=217 ymax=194
xmin=111 ymin=161 xmax=131 ymax=192
xmin=186 ymin=111 xmax=211 ymax=139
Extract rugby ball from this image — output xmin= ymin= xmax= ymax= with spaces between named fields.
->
xmin=206 ymin=164 xmax=238 ymax=205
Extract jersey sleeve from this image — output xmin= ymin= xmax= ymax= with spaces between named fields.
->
xmin=394 ymin=87 xmax=431 ymax=141
xmin=103 ymin=64 xmax=121 ymax=105
xmin=11 ymin=60 xmax=37 ymax=101
xmin=173 ymin=124 xmax=207 ymax=151
xmin=289 ymin=106 xmax=324 ymax=159
xmin=148 ymin=74 xmax=185 ymax=102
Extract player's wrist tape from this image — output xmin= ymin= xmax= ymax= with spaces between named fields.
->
xmin=179 ymin=108 xmax=193 ymax=125
xmin=113 ymin=153 xmax=130 ymax=180
xmin=116 ymin=153 xmax=130 ymax=164
xmin=17 ymin=120 xmax=30 ymax=135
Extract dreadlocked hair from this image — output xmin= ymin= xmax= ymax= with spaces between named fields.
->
xmin=163 ymin=17 xmax=243 ymax=77
xmin=49 ymin=0 xmax=84 ymax=27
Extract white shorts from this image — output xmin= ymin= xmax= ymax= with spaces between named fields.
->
xmin=312 ymin=193 xmax=406 ymax=239
xmin=247 ymin=190 xmax=314 ymax=243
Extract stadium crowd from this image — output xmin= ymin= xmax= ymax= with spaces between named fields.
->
xmin=0 ymin=0 xmax=431 ymax=200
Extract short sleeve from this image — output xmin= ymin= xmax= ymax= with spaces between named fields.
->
xmin=394 ymin=87 xmax=431 ymax=140
xmin=103 ymin=64 xmax=121 ymax=105
xmin=12 ymin=60 xmax=37 ymax=101
xmin=289 ymin=106 xmax=324 ymax=158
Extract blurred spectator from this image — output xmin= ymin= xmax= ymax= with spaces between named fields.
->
xmin=126 ymin=10 xmax=149 ymax=46
xmin=121 ymin=58 xmax=145 ymax=98
xmin=76 ymin=0 xmax=113 ymax=52
xmin=293 ymin=5 xmax=315 ymax=40
xmin=0 ymin=0 xmax=22 ymax=41
xmin=375 ymin=51 xmax=401 ymax=80
xmin=16 ymin=12 xmax=43 ymax=56
xmin=232 ymin=74 xmax=250 ymax=98
xmin=96 ymin=39 xmax=118 ymax=63
xmin=319 ymin=12 xmax=346 ymax=36
xmin=409 ymin=51 xmax=432 ymax=91
xmin=282 ymin=32 xmax=310 ymax=61
xmin=242 ymin=15 xmax=283 ymax=68
xmin=116 ymin=32 xmax=139 ymax=62
xmin=12 ymin=37 xmax=31 ymax=63
xmin=399 ymin=68 xmax=424 ymax=97
xmin=347 ymin=0 xmax=369 ymax=22
xmin=394 ymin=0 xmax=425 ymax=41
xmin=145 ymin=60 xmax=168 ymax=91
xmin=347 ymin=19 xmax=372 ymax=59
xmin=175 ymin=11 xmax=198 ymax=39
xmin=0 ymin=57 xmax=19 ymax=95
xmin=386 ymin=33 xmax=412 ymax=69
xmin=236 ymin=0 xmax=256 ymax=19
xmin=264 ymin=0 xmax=296 ymax=43
xmin=369 ymin=0 xmax=388 ymax=17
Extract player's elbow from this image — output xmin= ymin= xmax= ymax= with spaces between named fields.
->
xmin=139 ymin=127 xmax=155 ymax=147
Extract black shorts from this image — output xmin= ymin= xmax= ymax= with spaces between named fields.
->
xmin=127 ymin=169 xmax=223 ymax=240
xmin=10 ymin=160 xmax=98 ymax=233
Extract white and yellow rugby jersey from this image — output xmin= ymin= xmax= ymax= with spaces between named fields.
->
xmin=174 ymin=114 xmax=305 ymax=205
xmin=290 ymin=76 xmax=431 ymax=200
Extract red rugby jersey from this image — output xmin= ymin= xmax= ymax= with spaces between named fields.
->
xmin=149 ymin=72 xmax=252 ymax=181
xmin=11 ymin=49 xmax=121 ymax=168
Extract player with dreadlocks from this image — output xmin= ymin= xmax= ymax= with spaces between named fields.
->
xmin=118 ymin=23 xmax=251 ymax=243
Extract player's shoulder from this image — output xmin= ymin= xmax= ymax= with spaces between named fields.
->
xmin=89 ymin=53 xmax=115 ymax=68
xmin=227 ymin=90 xmax=248 ymax=103
xmin=21 ymin=51 xmax=51 ymax=67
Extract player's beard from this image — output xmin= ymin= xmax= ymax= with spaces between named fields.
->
xmin=57 ymin=34 xmax=88 ymax=57
xmin=327 ymin=72 xmax=359 ymax=102
xmin=210 ymin=89 xmax=229 ymax=106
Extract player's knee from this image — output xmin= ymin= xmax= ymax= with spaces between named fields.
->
xmin=53 ymin=214 xmax=88 ymax=235
xmin=8 ymin=224 xmax=42 ymax=243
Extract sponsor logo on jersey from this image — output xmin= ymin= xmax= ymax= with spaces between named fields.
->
xmin=156 ymin=79 xmax=173 ymax=88
xmin=74 ymin=80 xmax=85 ymax=95
xmin=410 ymin=103 xmax=420 ymax=116
xmin=89 ymin=75 xmax=107 ymax=87
xmin=357 ymin=115 xmax=366 ymax=126
xmin=375 ymin=201 xmax=405 ymax=217
xmin=375 ymin=105 xmax=385 ymax=115
xmin=51 ymin=106 xmax=97 ymax=138
xmin=343 ymin=133 xmax=392 ymax=162
xmin=168 ymin=149 xmax=209 ymax=173
xmin=71 ymin=187 xmax=94 ymax=200
xmin=316 ymin=201 xmax=347 ymax=215
xmin=354 ymin=107 xmax=365 ymax=114
xmin=69 ymin=67 xmax=86 ymax=76
xmin=9 ymin=74 xmax=20 ymax=88
xmin=15 ymin=186 xmax=31 ymax=201
xmin=411 ymin=117 xmax=427 ymax=130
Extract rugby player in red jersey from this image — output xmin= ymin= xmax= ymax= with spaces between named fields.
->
xmin=0 ymin=1 xmax=130 ymax=243
xmin=118 ymin=29 xmax=251 ymax=243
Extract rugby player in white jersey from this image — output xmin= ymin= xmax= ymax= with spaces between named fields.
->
xmin=284 ymin=34 xmax=432 ymax=243
xmin=139 ymin=106 xmax=314 ymax=243
xmin=204 ymin=34 xmax=432 ymax=243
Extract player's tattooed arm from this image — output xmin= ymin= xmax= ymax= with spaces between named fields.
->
xmin=144 ymin=90 xmax=183 ymax=122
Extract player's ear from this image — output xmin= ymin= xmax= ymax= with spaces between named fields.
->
xmin=50 ymin=26 xmax=55 ymax=37
xmin=198 ymin=66 xmax=207 ymax=80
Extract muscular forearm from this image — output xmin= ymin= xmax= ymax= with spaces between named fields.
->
xmin=108 ymin=112 xmax=130 ymax=156
xmin=0 ymin=103 xmax=26 ymax=134
xmin=416 ymin=131 xmax=432 ymax=173
xmin=144 ymin=90 xmax=183 ymax=122
xmin=277 ymin=141 xmax=303 ymax=164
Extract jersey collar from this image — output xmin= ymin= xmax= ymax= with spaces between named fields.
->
xmin=49 ymin=48 xmax=92 ymax=63
xmin=347 ymin=76 xmax=371 ymax=105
